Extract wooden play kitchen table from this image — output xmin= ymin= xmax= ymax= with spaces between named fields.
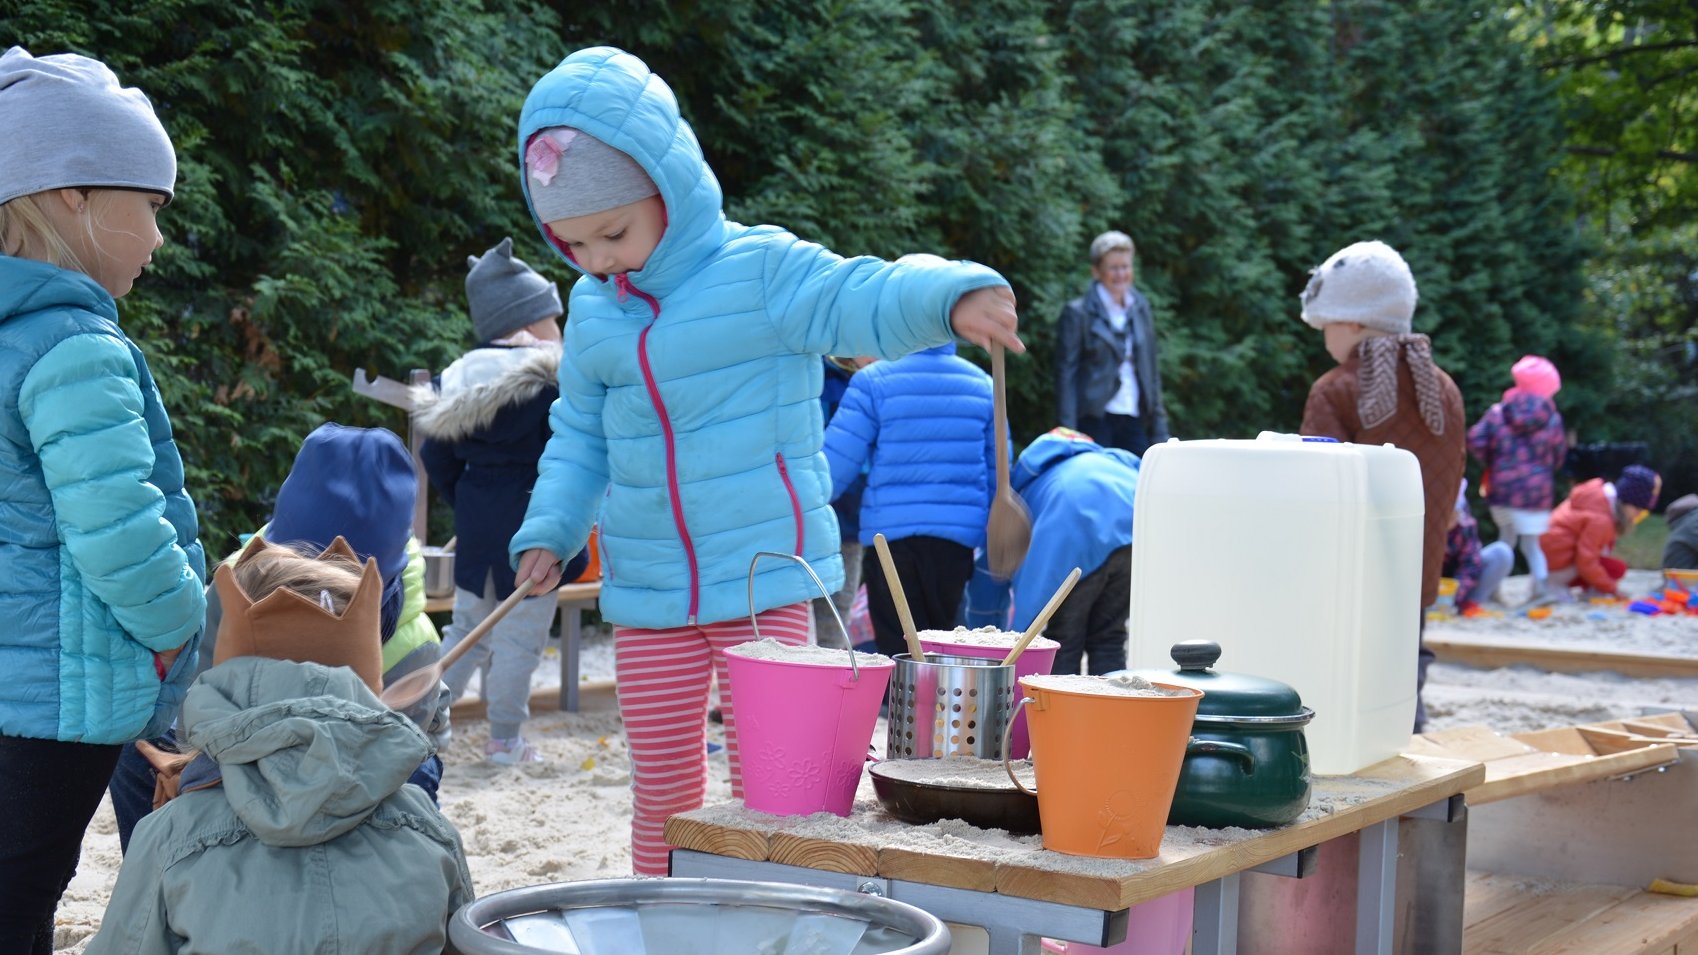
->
xmin=666 ymin=753 xmax=1484 ymax=955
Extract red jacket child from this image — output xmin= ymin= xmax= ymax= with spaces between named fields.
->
xmin=1541 ymin=466 xmax=1660 ymax=595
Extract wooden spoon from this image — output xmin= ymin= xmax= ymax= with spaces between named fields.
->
xmin=1001 ymin=567 xmax=1082 ymax=667
xmin=380 ymin=577 xmax=535 ymax=709
xmin=872 ymin=533 xmax=928 ymax=662
xmin=985 ymin=342 xmax=1032 ymax=579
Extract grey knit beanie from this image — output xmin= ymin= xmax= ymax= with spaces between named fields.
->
xmin=465 ymin=237 xmax=562 ymax=342
xmin=1299 ymin=240 xmax=1419 ymax=334
xmin=0 ymin=47 xmax=176 ymax=206
xmin=524 ymin=127 xmax=658 ymax=223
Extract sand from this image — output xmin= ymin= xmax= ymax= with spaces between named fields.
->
xmin=51 ymin=571 xmax=1698 ymax=951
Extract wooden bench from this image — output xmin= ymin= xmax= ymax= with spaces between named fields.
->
xmin=425 ymin=580 xmax=602 ymax=712
xmin=1464 ymin=871 xmax=1698 ymax=954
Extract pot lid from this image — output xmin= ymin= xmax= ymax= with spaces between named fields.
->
xmin=1127 ymin=640 xmax=1305 ymax=719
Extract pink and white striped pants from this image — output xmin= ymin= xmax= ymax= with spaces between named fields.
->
xmin=614 ymin=601 xmax=810 ymax=875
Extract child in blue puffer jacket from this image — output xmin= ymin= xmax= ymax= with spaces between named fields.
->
xmin=824 ymin=341 xmax=996 ymax=656
xmin=506 ymin=47 xmax=1023 ymax=875
xmin=0 ymin=48 xmax=206 ymax=954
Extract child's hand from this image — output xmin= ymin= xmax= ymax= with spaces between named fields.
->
xmin=951 ymin=286 xmax=1025 ymax=354
xmin=517 ymin=548 xmax=565 ymax=593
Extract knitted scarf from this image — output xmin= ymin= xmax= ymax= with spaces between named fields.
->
xmin=1357 ymin=333 xmax=1446 ymax=434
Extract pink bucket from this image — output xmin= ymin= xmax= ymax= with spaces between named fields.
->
xmin=919 ymin=636 xmax=1058 ymax=759
xmin=728 ymin=652 xmax=894 ymax=816
xmin=1057 ymin=887 xmax=1194 ymax=953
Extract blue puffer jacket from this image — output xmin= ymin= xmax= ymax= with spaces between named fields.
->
xmin=0 ymin=255 xmax=206 ymax=743
xmin=823 ymin=343 xmax=995 ymax=549
xmin=509 ymin=47 xmax=1009 ymax=628
xmin=962 ymin=429 xmax=1139 ymax=631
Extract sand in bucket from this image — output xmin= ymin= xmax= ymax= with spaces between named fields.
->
xmin=1010 ymin=673 xmax=1201 ymax=859
xmin=727 ymin=639 xmax=894 ymax=816
xmin=919 ymin=626 xmax=1058 ymax=760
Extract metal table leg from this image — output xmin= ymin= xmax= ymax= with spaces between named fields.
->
xmin=1193 ymin=872 xmax=1240 ymax=955
xmin=556 ymin=601 xmax=582 ymax=712
xmin=670 ymin=850 xmax=1123 ymax=955
xmin=1355 ymin=818 xmax=1398 ymax=954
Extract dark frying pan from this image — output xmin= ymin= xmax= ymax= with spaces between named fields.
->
xmin=868 ymin=761 xmax=1041 ymax=835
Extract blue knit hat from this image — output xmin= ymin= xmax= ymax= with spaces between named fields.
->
xmin=268 ymin=424 xmax=415 ymax=581
xmin=1616 ymin=465 xmax=1662 ymax=511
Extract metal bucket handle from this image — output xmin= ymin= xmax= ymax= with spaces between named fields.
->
xmin=1002 ymin=695 xmax=1037 ymax=795
xmin=747 ymin=551 xmax=859 ymax=681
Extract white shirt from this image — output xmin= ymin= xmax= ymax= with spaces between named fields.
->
xmin=1095 ymin=283 xmax=1140 ymax=417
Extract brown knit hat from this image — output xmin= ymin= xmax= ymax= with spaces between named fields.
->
xmin=212 ymin=535 xmax=385 ymax=693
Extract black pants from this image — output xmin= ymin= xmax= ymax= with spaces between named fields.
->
xmin=1077 ymin=412 xmax=1151 ymax=457
xmin=861 ymin=536 xmax=974 ymax=658
xmin=1415 ymin=613 xmax=1434 ymax=734
xmin=1044 ymin=545 xmax=1133 ymax=676
xmin=0 ymin=734 xmax=123 ymax=955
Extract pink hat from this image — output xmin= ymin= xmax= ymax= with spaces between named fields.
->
xmin=1510 ymin=355 xmax=1561 ymax=399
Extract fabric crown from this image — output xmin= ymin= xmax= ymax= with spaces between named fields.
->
xmin=212 ymin=535 xmax=385 ymax=693
xmin=1616 ymin=465 xmax=1662 ymax=511
xmin=525 ymin=126 xmax=658 ymax=224
xmin=0 ymin=46 xmax=176 ymax=206
xmin=1299 ymin=240 xmax=1419 ymax=335
xmin=465 ymin=237 xmax=562 ymax=342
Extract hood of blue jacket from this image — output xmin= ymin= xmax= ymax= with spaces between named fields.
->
xmin=183 ymin=657 xmax=432 ymax=848
xmin=1013 ymin=429 xmax=1135 ymax=495
xmin=0 ymin=254 xmax=114 ymax=326
xmin=518 ymin=47 xmax=728 ymax=301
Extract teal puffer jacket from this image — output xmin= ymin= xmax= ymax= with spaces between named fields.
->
xmin=509 ymin=47 xmax=1010 ymax=628
xmin=0 ymin=255 xmax=206 ymax=743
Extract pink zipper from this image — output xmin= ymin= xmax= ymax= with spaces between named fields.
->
xmin=634 ymin=293 xmax=699 ymax=622
xmin=775 ymin=453 xmax=803 ymax=556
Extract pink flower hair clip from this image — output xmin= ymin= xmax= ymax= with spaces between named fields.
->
xmin=526 ymin=129 xmax=578 ymax=187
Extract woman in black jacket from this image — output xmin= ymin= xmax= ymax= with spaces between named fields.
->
xmin=1055 ymin=230 xmax=1170 ymax=455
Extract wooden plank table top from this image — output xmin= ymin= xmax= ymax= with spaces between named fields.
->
xmin=665 ymin=752 xmax=1484 ymax=912
xmin=1408 ymin=724 xmax=1681 ymax=806
xmin=1463 ymin=870 xmax=1698 ymax=955
xmin=424 ymin=579 xmax=600 ymax=615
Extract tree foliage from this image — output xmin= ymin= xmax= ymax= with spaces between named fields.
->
xmin=2 ymin=0 xmax=1595 ymax=548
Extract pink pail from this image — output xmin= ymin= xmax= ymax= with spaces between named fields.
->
xmin=728 ymin=653 xmax=894 ymax=816
xmin=919 ymin=637 xmax=1058 ymax=759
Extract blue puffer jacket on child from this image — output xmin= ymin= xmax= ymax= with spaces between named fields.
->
xmin=0 ymin=255 xmax=206 ymax=743
xmin=822 ymin=343 xmax=995 ymax=549
xmin=508 ymin=47 xmax=1009 ymax=628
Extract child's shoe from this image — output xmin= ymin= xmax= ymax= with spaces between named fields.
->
xmin=486 ymin=735 xmax=543 ymax=765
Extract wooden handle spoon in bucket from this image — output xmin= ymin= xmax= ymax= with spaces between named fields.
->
xmin=986 ymin=341 xmax=1032 ymax=579
xmin=872 ymin=533 xmax=928 ymax=662
xmin=1002 ymin=567 xmax=1082 ymax=667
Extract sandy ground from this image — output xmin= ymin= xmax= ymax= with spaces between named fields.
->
xmin=52 ymin=572 xmax=1698 ymax=951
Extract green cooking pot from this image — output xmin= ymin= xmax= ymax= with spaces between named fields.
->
xmin=1120 ymin=640 xmax=1313 ymax=829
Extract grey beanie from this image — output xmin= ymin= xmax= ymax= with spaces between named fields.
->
xmin=1299 ymin=240 xmax=1419 ymax=334
xmin=0 ymin=47 xmax=176 ymax=207
xmin=524 ymin=127 xmax=658 ymax=223
xmin=465 ymin=237 xmax=563 ymax=342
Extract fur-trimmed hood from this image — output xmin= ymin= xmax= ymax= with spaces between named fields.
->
xmin=411 ymin=343 xmax=560 ymax=442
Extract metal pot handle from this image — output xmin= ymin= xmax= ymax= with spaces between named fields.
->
xmin=1185 ymin=738 xmax=1257 ymax=775
xmin=1002 ymin=696 xmax=1036 ymax=795
xmin=747 ymin=551 xmax=858 ymax=681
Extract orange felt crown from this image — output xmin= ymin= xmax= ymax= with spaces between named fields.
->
xmin=212 ymin=534 xmax=384 ymax=693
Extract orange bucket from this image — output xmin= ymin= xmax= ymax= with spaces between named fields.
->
xmin=1006 ymin=676 xmax=1202 ymax=859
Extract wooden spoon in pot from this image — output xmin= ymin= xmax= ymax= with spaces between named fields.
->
xmin=1001 ymin=567 xmax=1082 ymax=667
xmin=985 ymin=342 xmax=1032 ymax=579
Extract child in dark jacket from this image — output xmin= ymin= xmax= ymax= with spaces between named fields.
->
xmin=416 ymin=238 xmax=586 ymax=765
xmin=1442 ymin=480 xmax=1513 ymax=614
xmin=1662 ymin=494 xmax=1698 ymax=571
xmin=814 ymin=356 xmax=871 ymax=648
xmin=1467 ymin=355 xmax=1567 ymax=603
xmin=823 ymin=341 xmax=995 ymax=657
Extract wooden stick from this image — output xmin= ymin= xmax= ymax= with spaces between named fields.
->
xmin=872 ymin=533 xmax=927 ymax=661
xmin=440 ymin=577 xmax=536 ymax=672
xmin=1003 ymin=567 xmax=1081 ymax=666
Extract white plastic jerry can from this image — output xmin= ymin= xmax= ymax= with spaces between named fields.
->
xmin=1128 ymin=432 xmax=1424 ymax=776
